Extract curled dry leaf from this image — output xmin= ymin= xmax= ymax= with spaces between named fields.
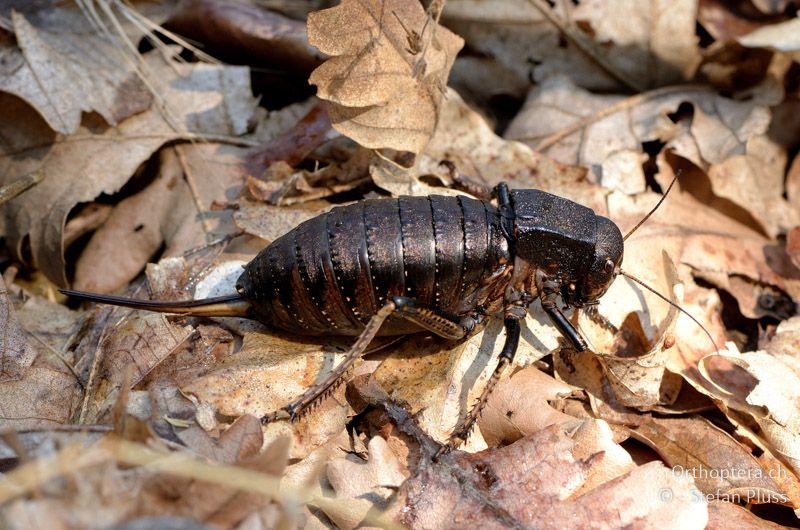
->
xmin=572 ymin=251 xmax=682 ymax=408
xmin=697 ymin=0 xmax=775 ymax=42
xmin=307 ymin=0 xmax=464 ymax=153
xmin=697 ymin=317 xmax=800 ymax=477
xmin=0 ymin=53 xmax=257 ymax=287
xmin=1 ymin=8 xmax=152 ymax=135
xmin=74 ymin=139 xmax=250 ymax=294
xmin=396 ymin=425 xmax=707 ymax=529
xmin=423 ymin=90 xmax=603 ymax=209
xmin=73 ymin=149 xmax=192 ymax=293
xmin=607 ymin=185 xmax=797 ymax=351
xmin=478 ymin=367 xmax=639 ymax=491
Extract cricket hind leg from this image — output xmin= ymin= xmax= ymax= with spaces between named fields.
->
xmin=261 ymin=296 xmax=469 ymax=423
xmin=437 ymin=317 xmax=521 ymax=457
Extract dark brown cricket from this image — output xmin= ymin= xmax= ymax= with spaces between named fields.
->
xmin=62 ymin=183 xmax=627 ymax=450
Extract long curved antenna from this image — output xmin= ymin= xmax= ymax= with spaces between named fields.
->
xmin=618 ymin=269 xmax=721 ymax=354
xmin=623 ymin=170 xmax=681 ymax=241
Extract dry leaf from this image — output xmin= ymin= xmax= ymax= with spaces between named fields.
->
xmin=322 ymin=436 xmax=407 ymax=529
xmin=0 ymin=53 xmax=257 ymax=287
xmin=443 ymin=0 xmax=700 ymax=91
xmin=372 ymin=311 xmax=559 ymax=447
xmin=478 ymin=366 xmax=577 ymax=446
xmin=0 ymin=361 xmax=75 ymax=430
xmin=0 ymin=8 xmax=152 ymax=134
xmin=73 ymin=149 xmax=194 ymax=293
xmin=176 ymin=414 xmax=264 ymax=464
xmin=632 ymin=416 xmax=789 ymax=504
xmin=245 ymin=103 xmax=333 ymax=173
xmin=707 ymin=500 xmax=790 ymax=530
xmin=84 ymin=314 xmax=194 ymax=423
xmin=396 ymin=425 xmax=707 ymax=528
xmin=182 ymin=330 xmax=353 ymax=459
xmin=141 ymin=436 xmax=290 ymax=527
xmin=696 ymin=320 xmax=800 ymax=477
xmin=507 ymin=76 xmax=796 ymax=237
xmin=738 ymin=17 xmax=800 ymax=51
xmin=307 ymin=0 xmax=464 ymax=153
xmin=234 ymin=203 xmax=320 ymax=243
xmin=0 ymin=276 xmax=37 ymax=380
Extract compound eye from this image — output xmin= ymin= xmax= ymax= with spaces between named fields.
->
xmin=603 ymin=258 xmax=615 ymax=274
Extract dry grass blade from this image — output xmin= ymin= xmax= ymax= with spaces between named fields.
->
xmin=0 ymin=435 xmax=404 ymax=529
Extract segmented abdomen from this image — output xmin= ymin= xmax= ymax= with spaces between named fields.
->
xmin=236 ymin=195 xmax=510 ymax=336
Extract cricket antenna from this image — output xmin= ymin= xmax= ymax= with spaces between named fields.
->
xmin=623 ymin=170 xmax=681 ymax=241
xmin=618 ymin=268 xmax=721 ymax=354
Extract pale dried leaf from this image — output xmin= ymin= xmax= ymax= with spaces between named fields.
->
xmin=84 ymin=313 xmax=194 ymax=423
xmin=307 ymin=0 xmax=464 ymax=153
xmin=0 ymin=362 xmax=75 ymax=430
xmin=234 ymin=203 xmax=322 ymax=243
xmin=177 ymin=414 xmax=264 ymax=464
xmin=0 ymin=276 xmax=37 ymax=380
xmin=738 ymin=16 xmax=800 ymax=51
xmin=478 ymin=365 xmax=577 ymax=446
xmin=697 ymin=340 xmax=800 ymax=476
xmin=373 ymin=312 xmax=557 ymax=447
xmin=632 ymin=416 xmax=788 ymax=503
xmin=1 ymin=9 xmax=151 ymax=134
xmin=322 ymin=436 xmax=407 ymax=529
xmin=444 ymin=0 xmax=700 ymax=91
xmin=182 ymin=330 xmax=353 ymax=459
xmin=506 ymin=77 xmax=793 ymax=237
xmin=0 ymin=54 xmax=257 ymax=287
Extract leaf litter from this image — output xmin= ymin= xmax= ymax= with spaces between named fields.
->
xmin=1 ymin=0 xmax=800 ymax=528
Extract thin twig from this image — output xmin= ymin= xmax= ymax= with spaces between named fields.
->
xmin=25 ymin=330 xmax=84 ymax=390
xmin=7 ymin=424 xmax=113 ymax=434
xmin=526 ymin=0 xmax=644 ymax=92
xmin=174 ymin=146 xmax=214 ymax=241
xmin=0 ymin=133 xmax=261 ymax=161
xmin=529 ymin=84 xmax=711 ymax=152
xmin=0 ymin=171 xmax=45 ymax=206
